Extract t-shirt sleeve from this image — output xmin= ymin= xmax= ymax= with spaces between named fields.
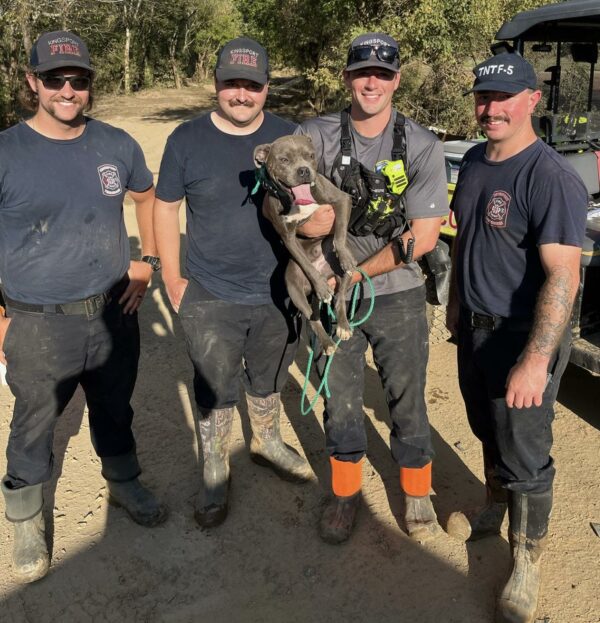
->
xmin=530 ymin=169 xmax=588 ymax=247
xmin=126 ymin=136 xmax=153 ymax=192
xmin=403 ymin=136 xmax=449 ymax=220
xmin=155 ymin=133 xmax=186 ymax=202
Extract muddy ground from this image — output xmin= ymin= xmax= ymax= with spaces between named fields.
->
xmin=1 ymin=82 xmax=599 ymax=623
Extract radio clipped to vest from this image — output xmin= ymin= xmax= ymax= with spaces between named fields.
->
xmin=332 ymin=109 xmax=413 ymax=253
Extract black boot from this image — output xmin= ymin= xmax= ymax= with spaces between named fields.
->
xmin=496 ymin=489 xmax=552 ymax=623
xmin=319 ymin=492 xmax=361 ymax=545
xmin=2 ymin=477 xmax=50 ymax=583
xmin=247 ymin=393 xmax=313 ymax=483
xmin=447 ymin=448 xmax=508 ymax=541
xmin=102 ymin=451 xmax=168 ymax=527
xmin=195 ymin=407 xmax=234 ymax=528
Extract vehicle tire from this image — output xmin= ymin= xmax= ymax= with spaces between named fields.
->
xmin=427 ymin=303 xmax=451 ymax=345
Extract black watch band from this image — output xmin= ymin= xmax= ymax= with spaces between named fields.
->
xmin=141 ymin=255 xmax=161 ymax=272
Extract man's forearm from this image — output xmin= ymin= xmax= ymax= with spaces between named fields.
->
xmin=136 ymin=196 xmax=157 ymax=257
xmin=351 ymin=217 xmax=443 ymax=284
xmin=524 ymin=264 xmax=578 ymax=359
xmin=153 ymin=199 xmax=183 ymax=281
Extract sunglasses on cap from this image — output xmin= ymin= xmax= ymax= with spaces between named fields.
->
xmin=347 ymin=45 xmax=399 ymax=66
xmin=36 ymin=73 xmax=92 ymax=91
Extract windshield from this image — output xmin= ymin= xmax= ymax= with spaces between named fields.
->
xmin=524 ymin=41 xmax=600 ymax=146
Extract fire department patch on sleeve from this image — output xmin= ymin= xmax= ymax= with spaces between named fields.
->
xmin=485 ymin=190 xmax=511 ymax=228
xmin=98 ymin=164 xmax=123 ymax=197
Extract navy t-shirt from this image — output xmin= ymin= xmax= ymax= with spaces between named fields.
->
xmin=453 ymin=139 xmax=587 ymax=318
xmin=0 ymin=119 xmax=153 ymax=304
xmin=155 ymin=112 xmax=296 ymax=304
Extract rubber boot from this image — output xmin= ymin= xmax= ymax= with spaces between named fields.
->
xmin=102 ymin=451 xmax=168 ymax=527
xmin=2 ymin=477 xmax=50 ymax=583
xmin=195 ymin=407 xmax=234 ymax=528
xmin=246 ymin=393 xmax=312 ymax=483
xmin=447 ymin=450 xmax=508 ymax=541
xmin=319 ymin=457 xmax=363 ymax=545
xmin=401 ymin=462 xmax=442 ymax=543
xmin=496 ymin=489 xmax=552 ymax=623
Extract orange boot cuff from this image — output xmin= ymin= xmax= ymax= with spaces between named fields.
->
xmin=400 ymin=462 xmax=432 ymax=497
xmin=330 ymin=457 xmax=363 ymax=497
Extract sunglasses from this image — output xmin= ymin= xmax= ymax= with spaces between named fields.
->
xmin=36 ymin=73 xmax=92 ymax=91
xmin=348 ymin=45 xmax=399 ymax=66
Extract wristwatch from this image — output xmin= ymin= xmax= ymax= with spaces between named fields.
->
xmin=141 ymin=255 xmax=161 ymax=272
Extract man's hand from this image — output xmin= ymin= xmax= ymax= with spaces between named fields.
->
xmin=120 ymin=260 xmax=153 ymax=314
xmin=164 ymin=277 xmax=189 ymax=313
xmin=0 ymin=314 xmax=11 ymax=365
xmin=505 ymin=354 xmax=549 ymax=409
xmin=296 ymin=204 xmax=335 ymax=238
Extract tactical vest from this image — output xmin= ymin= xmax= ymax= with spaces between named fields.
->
xmin=332 ymin=108 xmax=409 ymax=239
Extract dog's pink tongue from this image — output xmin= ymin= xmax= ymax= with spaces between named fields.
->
xmin=291 ymin=184 xmax=316 ymax=205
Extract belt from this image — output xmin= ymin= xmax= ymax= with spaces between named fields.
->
xmin=464 ymin=309 xmax=532 ymax=332
xmin=3 ymin=276 xmax=127 ymax=317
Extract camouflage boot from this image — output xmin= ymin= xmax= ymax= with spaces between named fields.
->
xmin=195 ymin=407 xmax=234 ymax=528
xmin=246 ymin=393 xmax=312 ymax=483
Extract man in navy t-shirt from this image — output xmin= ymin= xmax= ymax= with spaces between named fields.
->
xmin=0 ymin=31 xmax=167 ymax=584
xmin=154 ymin=37 xmax=312 ymax=529
xmin=446 ymin=52 xmax=587 ymax=622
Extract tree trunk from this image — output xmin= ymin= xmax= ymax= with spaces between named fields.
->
xmin=124 ymin=26 xmax=131 ymax=93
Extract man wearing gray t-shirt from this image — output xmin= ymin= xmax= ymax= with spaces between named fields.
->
xmin=297 ymin=32 xmax=448 ymax=544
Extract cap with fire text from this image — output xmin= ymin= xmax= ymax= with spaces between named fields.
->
xmin=215 ymin=37 xmax=269 ymax=85
xmin=30 ymin=30 xmax=93 ymax=74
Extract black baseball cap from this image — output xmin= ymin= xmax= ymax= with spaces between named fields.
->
xmin=345 ymin=32 xmax=400 ymax=73
xmin=465 ymin=52 xmax=537 ymax=95
xmin=30 ymin=30 xmax=93 ymax=74
xmin=215 ymin=37 xmax=269 ymax=85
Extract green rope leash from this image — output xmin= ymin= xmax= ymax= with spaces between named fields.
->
xmin=300 ymin=268 xmax=375 ymax=415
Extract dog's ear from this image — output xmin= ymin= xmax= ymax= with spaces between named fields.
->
xmin=254 ymin=144 xmax=271 ymax=168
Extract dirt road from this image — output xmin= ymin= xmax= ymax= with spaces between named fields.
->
xmin=1 ymin=84 xmax=599 ymax=623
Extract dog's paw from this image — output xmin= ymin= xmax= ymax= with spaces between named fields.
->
xmin=314 ymin=280 xmax=334 ymax=304
xmin=337 ymin=251 xmax=357 ymax=276
xmin=336 ymin=325 xmax=353 ymax=341
xmin=322 ymin=340 xmax=337 ymax=356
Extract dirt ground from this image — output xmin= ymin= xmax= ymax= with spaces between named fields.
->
xmin=1 ymin=83 xmax=599 ymax=623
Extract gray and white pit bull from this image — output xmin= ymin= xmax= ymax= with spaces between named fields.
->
xmin=254 ymin=134 xmax=357 ymax=355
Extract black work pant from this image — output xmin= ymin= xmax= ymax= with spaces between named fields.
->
xmin=179 ymin=279 xmax=299 ymax=410
xmin=317 ymin=285 xmax=434 ymax=467
xmin=4 ymin=297 xmax=140 ymax=489
xmin=457 ymin=311 xmax=571 ymax=494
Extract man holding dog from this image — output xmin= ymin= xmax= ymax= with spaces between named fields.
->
xmin=446 ymin=52 xmax=587 ymax=622
xmin=153 ymin=37 xmax=312 ymax=528
xmin=0 ymin=31 xmax=166 ymax=584
xmin=298 ymin=33 xmax=448 ymax=544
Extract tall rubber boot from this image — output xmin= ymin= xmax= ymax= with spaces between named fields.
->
xmin=320 ymin=457 xmax=363 ymax=544
xmin=195 ymin=407 xmax=234 ymax=528
xmin=2 ymin=477 xmax=50 ymax=583
xmin=401 ymin=462 xmax=442 ymax=543
xmin=246 ymin=393 xmax=313 ymax=483
xmin=447 ymin=448 xmax=508 ymax=541
xmin=496 ymin=489 xmax=552 ymax=623
xmin=102 ymin=451 xmax=168 ymax=527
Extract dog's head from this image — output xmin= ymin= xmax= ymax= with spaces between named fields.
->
xmin=254 ymin=135 xmax=318 ymax=209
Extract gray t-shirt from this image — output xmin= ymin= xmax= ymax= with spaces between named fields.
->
xmin=297 ymin=111 xmax=448 ymax=295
